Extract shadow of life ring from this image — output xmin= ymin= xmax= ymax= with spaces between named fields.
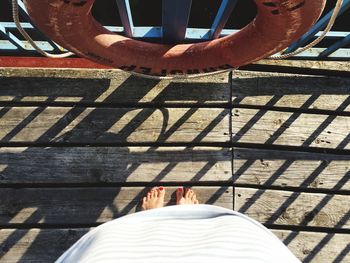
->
xmin=24 ymin=0 xmax=325 ymax=77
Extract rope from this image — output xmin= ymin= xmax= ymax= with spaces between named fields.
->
xmin=12 ymin=0 xmax=74 ymax=58
xmin=269 ymin=0 xmax=343 ymax=59
xmin=127 ymin=68 xmax=235 ymax=80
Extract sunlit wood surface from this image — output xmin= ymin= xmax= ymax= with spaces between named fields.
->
xmin=0 ymin=65 xmax=349 ymax=262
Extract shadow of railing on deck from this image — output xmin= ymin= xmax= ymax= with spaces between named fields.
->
xmin=0 ymin=73 xmax=349 ymax=262
xmin=232 ymin=74 xmax=350 ymax=263
xmin=0 ymin=73 xmax=231 ymax=262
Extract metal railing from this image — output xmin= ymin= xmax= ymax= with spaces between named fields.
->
xmin=1 ymin=0 xmax=350 ymax=59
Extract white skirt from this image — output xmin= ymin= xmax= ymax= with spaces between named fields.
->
xmin=56 ymin=205 xmax=300 ymax=263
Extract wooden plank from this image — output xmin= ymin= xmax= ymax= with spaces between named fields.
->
xmin=1 ymin=229 xmax=348 ymax=263
xmin=273 ymin=230 xmax=350 ymax=263
xmin=0 ymin=68 xmax=229 ymax=83
xmin=232 ymin=70 xmax=350 ymax=111
xmin=233 ymin=148 xmax=350 ymax=191
xmin=235 ymin=188 xmax=350 ymax=229
xmin=0 ymin=228 xmax=89 ymax=263
xmin=232 ymin=108 xmax=350 ymax=149
xmin=0 ymin=68 xmax=128 ymax=78
xmin=0 ymin=107 xmax=230 ymax=143
xmin=0 ymin=186 xmax=233 ymax=225
xmin=0 ymin=147 xmax=232 ymax=184
xmin=0 ymin=71 xmax=229 ymax=105
xmin=254 ymin=60 xmax=350 ymax=73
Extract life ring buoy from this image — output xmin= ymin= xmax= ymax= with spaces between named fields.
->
xmin=24 ymin=0 xmax=325 ymax=77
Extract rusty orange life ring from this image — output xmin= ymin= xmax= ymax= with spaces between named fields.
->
xmin=24 ymin=0 xmax=325 ymax=77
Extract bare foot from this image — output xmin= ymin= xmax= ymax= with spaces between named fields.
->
xmin=176 ymin=187 xmax=199 ymax=205
xmin=142 ymin=187 xmax=165 ymax=211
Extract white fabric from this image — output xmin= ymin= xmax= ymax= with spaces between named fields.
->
xmin=56 ymin=205 xmax=300 ymax=263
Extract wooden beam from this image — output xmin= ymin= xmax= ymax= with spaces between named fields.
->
xmin=0 ymin=67 xmax=229 ymax=82
xmin=273 ymin=230 xmax=350 ymax=263
xmin=232 ymin=108 xmax=350 ymax=149
xmin=254 ymin=60 xmax=350 ymax=73
xmin=0 ymin=107 xmax=230 ymax=144
xmin=233 ymin=148 xmax=350 ymax=191
xmin=235 ymin=188 xmax=350 ymax=229
xmin=0 ymin=147 xmax=232 ymax=184
xmin=241 ymin=60 xmax=350 ymax=78
xmin=0 ymin=71 xmax=230 ymax=105
xmin=232 ymin=71 xmax=350 ymax=112
xmin=0 ymin=186 xmax=233 ymax=225
xmin=0 ymin=57 xmax=110 ymax=69
xmin=0 ymin=228 xmax=89 ymax=262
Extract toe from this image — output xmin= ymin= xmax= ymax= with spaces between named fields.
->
xmin=152 ymin=189 xmax=157 ymax=198
xmin=158 ymin=186 xmax=165 ymax=198
xmin=191 ymin=194 xmax=197 ymax=201
xmin=147 ymin=192 xmax=152 ymax=200
xmin=142 ymin=197 xmax=147 ymax=210
xmin=185 ymin=188 xmax=192 ymax=199
xmin=176 ymin=187 xmax=184 ymax=202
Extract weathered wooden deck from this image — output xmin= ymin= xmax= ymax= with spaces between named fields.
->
xmin=0 ymin=64 xmax=349 ymax=262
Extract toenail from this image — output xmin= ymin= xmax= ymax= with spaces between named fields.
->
xmin=178 ymin=187 xmax=183 ymax=192
xmin=159 ymin=187 xmax=164 ymax=190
